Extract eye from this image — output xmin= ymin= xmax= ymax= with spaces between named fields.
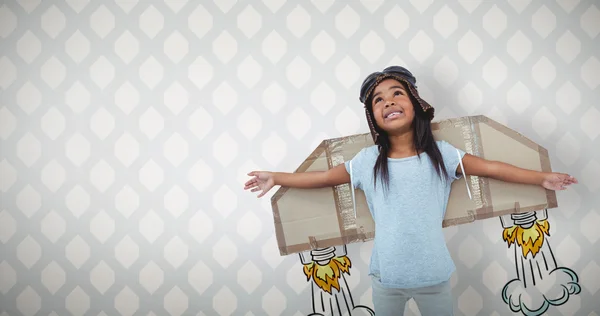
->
xmin=374 ymin=97 xmax=382 ymax=103
xmin=394 ymin=90 xmax=403 ymax=96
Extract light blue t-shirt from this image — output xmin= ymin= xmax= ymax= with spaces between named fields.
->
xmin=345 ymin=140 xmax=466 ymax=289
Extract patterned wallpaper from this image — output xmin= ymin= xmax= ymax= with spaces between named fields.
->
xmin=0 ymin=0 xmax=598 ymax=315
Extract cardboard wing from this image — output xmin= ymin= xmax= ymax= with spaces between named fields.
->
xmin=271 ymin=115 xmax=557 ymax=256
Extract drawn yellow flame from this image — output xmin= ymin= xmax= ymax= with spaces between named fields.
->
xmin=303 ymin=256 xmax=352 ymax=294
xmin=503 ymin=220 xmax=550 ymax=258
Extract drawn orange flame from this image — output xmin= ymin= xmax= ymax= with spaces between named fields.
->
xmin=303 ymin=256 xmax=352 ymax=294
xmin=503 ymin=219 xmax=550 ymax=258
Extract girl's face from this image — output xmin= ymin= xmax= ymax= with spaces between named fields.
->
xmin=370 ymin=78 xmax=415 ymax=134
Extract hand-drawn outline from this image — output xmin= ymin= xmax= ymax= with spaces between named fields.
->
xmin=299 ymin=245 xmax=376 ymax=316
xmin=499 ymin=209 xmax=581 ymax=316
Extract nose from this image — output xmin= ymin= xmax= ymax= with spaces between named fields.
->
xmin=384 ymin=100 xmax=395 ymax=107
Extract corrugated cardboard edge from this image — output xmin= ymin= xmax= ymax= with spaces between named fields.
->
xmin=330 ymin=135 xmax=374 ymax=248
xmin=468 ymin=115 xmax=494 ymax=222
xmin=280 ymin=231 xmax=376 ymax=255
xmin=325 ymin=139 xmax=350 ymax=255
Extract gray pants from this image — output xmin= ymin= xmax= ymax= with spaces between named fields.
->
xmin=370 ymin=274 xmax=454 ymax=316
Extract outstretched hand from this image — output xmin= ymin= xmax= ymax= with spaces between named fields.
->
xmin=541 ymin=172 xmax=578 ymax=191
xmin=244 ymin=171 xmax=275 ymax=198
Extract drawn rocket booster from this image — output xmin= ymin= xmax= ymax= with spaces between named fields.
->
xmin=499 ymin=209 xmax=581 ymax=316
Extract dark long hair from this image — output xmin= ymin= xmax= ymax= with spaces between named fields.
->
xmin=365 ymin=85 xmax=448 ymax=191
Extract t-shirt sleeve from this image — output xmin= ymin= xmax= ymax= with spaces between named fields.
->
xmin=344 ymin=147 xmax=370 ymax=190
xmin=437 ymin=140 xmax=466 ymax=181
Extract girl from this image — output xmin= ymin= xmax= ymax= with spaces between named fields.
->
xmin=244 ymin=66 xmax=577 ymax=316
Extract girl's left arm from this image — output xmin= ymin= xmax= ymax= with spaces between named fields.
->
xmin=458 ymin=153 xmax=578 ymax=191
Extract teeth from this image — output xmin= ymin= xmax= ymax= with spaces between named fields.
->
xmin=386 ymin=111 xmax=401 ymax=118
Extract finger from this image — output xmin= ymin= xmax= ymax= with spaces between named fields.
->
xmin=244 ymin=178 xmax=257 ymax=186
xmin=251 ymin=187 xmax=260 ymax=192
xmin=244 ymin=182 xmax=258 ymax=189
xmin=257 ymin=191 xmax=265 ymax=198
xmin=248 ymin=171 xmax=258 ymax=176
xmin=566 ymin=174 xmax=577 ymax=182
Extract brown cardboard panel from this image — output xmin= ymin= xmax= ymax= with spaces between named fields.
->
xmin=431 ymin=118 xmax=482 ymax=226
xmin=271 ymin=115 xmax=557 ymax=256
xmin=274 ymin=144 xmax=342 ymax=249
xmin=480 ymin=122 xmax=546 ymax=214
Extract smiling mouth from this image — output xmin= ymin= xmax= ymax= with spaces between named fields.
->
xmin=384 ymin=110 xmax=403 ymax=119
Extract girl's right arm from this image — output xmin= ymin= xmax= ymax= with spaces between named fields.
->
xmin=245 ymin=164 xmax=350 ymax=198
xmin=273 ymin=164 xmax=350 ymax=188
